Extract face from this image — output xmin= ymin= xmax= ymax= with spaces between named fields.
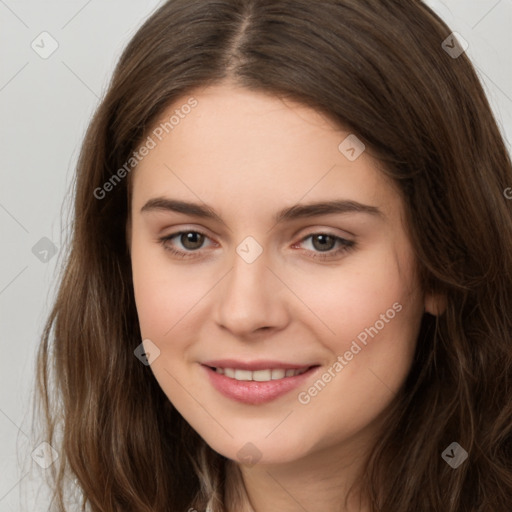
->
xmin=129 ymin=83 xmax=432 ymax=466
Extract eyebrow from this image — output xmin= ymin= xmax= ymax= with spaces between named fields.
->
xmin=140 ymin=197 xmax=383 ymax=224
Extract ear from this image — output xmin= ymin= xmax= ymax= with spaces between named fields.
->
xmin=424 ymin=291 xmax=447 ymax=316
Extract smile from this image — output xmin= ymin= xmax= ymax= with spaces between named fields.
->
xmin=201 ymin=361 xmax=320 ymax=405
xmin=211 ymin=367 xmax=310 ymax=381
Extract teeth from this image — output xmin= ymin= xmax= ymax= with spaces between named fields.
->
xmin=214 ymin=367 xmax=309 ymax=381
xmin=234 ymin=369 xmax=252 ymax=381
xmin=253 ymin=369 xmax=272 ymax=381
xmin=271 ymin=369 xmax=286 ymax=380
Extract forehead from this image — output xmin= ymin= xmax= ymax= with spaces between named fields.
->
xmin=131 ymin=84 xmax=399 ymax=218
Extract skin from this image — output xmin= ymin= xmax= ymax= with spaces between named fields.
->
xmin=128 ymin=83 xmax=442 ymax=512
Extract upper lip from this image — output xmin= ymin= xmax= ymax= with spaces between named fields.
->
xmin=202 ymin=359 xmax=318 ymax=371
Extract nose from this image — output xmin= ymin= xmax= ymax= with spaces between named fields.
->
xmin=213 ymin=243 xmax=290 ymax=338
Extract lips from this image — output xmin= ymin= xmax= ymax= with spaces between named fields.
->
xmin=201 ymin=359 xmax=320 ymax=404
xmin=202 ymin=359 xmax=314 ymax=371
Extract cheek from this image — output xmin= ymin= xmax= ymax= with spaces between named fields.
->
xmin=131 ymin=257 xmax=186 ymax=359
xmin=131 ymin=246 xmax=206 ymax=405
xmin=130 ymin=230 xmax=208 ymax=339
xmin=284 ymin=255 xmax=421 ymax=451
xmin=291 ymin=245 xmax=421 ymax=351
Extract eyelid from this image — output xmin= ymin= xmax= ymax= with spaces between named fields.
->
xmin=158 ymin=223 xmax=216 ymax=237
xmin=158 ymin=225 xmax=353 ymax=245
xmin=293 ymin=224 xmax=356 ymax=240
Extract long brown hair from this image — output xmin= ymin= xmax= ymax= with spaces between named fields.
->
xmin=35 ymin=0 xmax=512 ymax=510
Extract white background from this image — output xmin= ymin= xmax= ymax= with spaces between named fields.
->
xmin=0 ymin=0 xmax=511 ymax=510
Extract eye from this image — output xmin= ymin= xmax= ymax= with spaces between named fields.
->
xmin=158 ymin=230 xmax=215 ymax=259
xmin=158 ymin=230 xmax=355 ymax=261
xmin=294 ymin=233 xmax=356 ymax=261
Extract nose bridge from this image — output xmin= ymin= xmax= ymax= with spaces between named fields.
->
xmin=214 ymin=236 xmax=287 ymax=334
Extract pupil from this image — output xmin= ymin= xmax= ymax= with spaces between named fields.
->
xmin=313 ymin=234 xmax=334 ymax=252
xmin=182 ymin=232 xmax=203 ymax=250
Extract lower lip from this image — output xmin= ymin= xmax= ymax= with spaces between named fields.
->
xmin=202 ymin=364 xmax=319 ymax=405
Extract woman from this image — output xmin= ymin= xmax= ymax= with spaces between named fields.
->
xmin=36 ymin=0 xmax=512 ymax=510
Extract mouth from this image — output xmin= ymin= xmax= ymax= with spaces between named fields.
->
xmin=201 ymin=360 xmax=321 ymax=404
xmin=207 ymin=366 xmax=311 ymax=381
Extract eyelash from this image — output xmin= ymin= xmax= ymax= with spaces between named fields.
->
xmin=157 ymin=230 xmax=356 ymax=261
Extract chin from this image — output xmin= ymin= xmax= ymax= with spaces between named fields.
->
xmin=202 ymin=433 xmax=312 ymax=468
